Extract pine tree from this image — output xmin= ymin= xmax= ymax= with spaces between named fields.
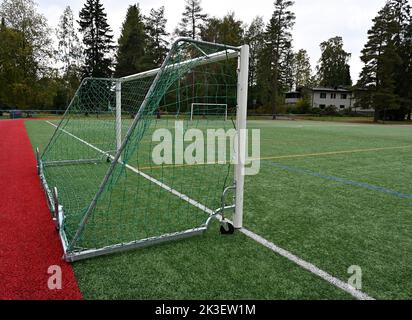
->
xmin=145 ymin=6 xmax=169 ymax=68
xmin=292 ymin=49 xmax=312 ymax=89
xmin=115 ymin=4 xmax=147 ymax=77
xmin=280 ymin=46 xmax=295 ymax=91
xmin=175 ymin=0 xmax=207 ymax=40
xmin=357 ymin=2 xmax=405 ymax=121
xmin=400 ymin=15 xmax=412 ymax=119
xmin=244 ymin=16 xmax=265 ymax=108
xmin=316 ymin=36 xmax=352 ymax=88
xmin=78 ymin=0 xmax=115 ymax=78
xmin=391 ymin=0 xmax=412 ymax=119
xmin=257 ymin=0 xmax=295 ymax=119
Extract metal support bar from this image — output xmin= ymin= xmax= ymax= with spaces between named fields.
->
xmin=38 ymin=160 xmax=55 ymax=213
xmin=36 ymin=148 xmax=40 ymax=175
xmin=43 ymin=159 xmax=105 ymax=167
xmin=64 ymin=227 xmax=207 ymax=262
xmin=52 ymin=187 xmax=59 ymax=229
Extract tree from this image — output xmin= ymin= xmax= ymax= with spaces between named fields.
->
xmin=0 ymin=0 xmax=57 ymax=110
xmin=201 ymin=12 xmax=244 ymax=46
xmin=56 ymin=6 xmax=82 ymax=76
xmin=244 ymin=16 xmax=265 ymax=109
xmin=145 ymin=6 xmax=169 ymax=68
xmin=115 ymin=4 xmax=147 ymax=77
xmin=391 ymin=0 xmax=412 ymax=119
xmin=293 ymin=49 xmax=312 ymax=89
xmin=55 ymin=6 xmax=82 ymax=108
xmin=400 ymin=14 xmax=412 ymax=119
xmin=357 ymin=1 xmax=410 ymax=121
xmin=0 ymin=24 xmax=30 ymax=108
xmin=175 ymin=0 xmax=207 ymax=39
xmin=78 ymin=0 xmax=115 ymax=78
xmin=256 ymin=0 xmax=295 ymax=119
xmin=280 ymin=46 xmax=295 ymax=92
xmin=0 ymin=0 xmax=53 ymax=77
xmin=316 ymin=36 xmax=352 ymax=88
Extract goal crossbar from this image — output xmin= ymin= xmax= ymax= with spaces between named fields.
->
xmin=122 ymin=47 xmax=239 ymax=82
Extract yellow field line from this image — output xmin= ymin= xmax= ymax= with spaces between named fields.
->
xmin=256 ymin=145 xmax=412 ymax=162
xmin=136 ymin=145 xmax=412 ymax=171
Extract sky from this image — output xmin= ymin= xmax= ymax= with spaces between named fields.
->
xmin=36 ymin=0 xmax=392 ymax=82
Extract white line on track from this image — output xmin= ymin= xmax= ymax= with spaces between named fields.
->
xmin=44 ymin=120 xmax=375 ymax=300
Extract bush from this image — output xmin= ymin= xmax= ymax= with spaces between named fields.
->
xmin=322 ymin=105 xmax=340 ymax=116
xmin=295 ymin=99 xmax=311 ymax=114
xmin=310 ymin=107 xmax=322 ymax=115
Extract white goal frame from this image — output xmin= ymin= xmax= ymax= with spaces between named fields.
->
xmin=38 ymin=38 xmax=249 ymax=261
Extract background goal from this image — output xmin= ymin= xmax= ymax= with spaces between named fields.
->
xmin=190 ymin=103 xmax=228 ymax=121
xmin=37 ymin=38 xmax=249 ymax=262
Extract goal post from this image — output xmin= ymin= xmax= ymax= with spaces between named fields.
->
xmin=37 ymin=38 xmax=249 ymax=262
xmin=115 ymin=80 xmax=122 ymax=161
xmin=234 ymin=44 xmax=249 ymax=229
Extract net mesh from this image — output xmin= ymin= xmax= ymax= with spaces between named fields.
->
xmin=40 ymin=39 xmax=239 ymax=254
xmin=190 ymin=104 xmax=228 ymax=121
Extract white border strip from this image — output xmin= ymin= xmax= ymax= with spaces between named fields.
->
xmin=45 ymin=120 xmax=374 ymax=300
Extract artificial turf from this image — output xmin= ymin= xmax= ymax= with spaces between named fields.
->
xmin=24 ymin=119 xmax=412 ymax=300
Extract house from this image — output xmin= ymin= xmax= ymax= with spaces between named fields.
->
xmin=285 ymin=87 xmax=355 ymax=110
xmin=284 ymin=91 xmax=301 ymax=106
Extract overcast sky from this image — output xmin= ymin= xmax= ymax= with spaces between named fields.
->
xmin=36 ymin=0 xmax=393 ymax=81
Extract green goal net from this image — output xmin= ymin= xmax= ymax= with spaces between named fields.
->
xmin=190 ymin=103 xmax=228 ymax=121
xmin=37 ymin=38 xmax=249 ymax=261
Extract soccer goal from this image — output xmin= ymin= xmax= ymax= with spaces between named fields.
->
xmin=190 ymin=103 xmax=228 ymax=121
xmin=37 ymin=38 xmax=249 ymax=262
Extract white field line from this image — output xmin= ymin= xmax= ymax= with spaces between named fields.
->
xmin=240 ymin=228 xmax=375 ymax=300
xmin=45 ymin=120 xmax=374 ymax=300
xmin=45 ymin=121 xmax=214 ymax=216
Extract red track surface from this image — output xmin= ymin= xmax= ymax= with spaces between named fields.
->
xmin=0 ymin=120 xmax=82 ymax=300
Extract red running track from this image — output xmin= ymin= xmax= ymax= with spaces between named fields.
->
xmin=0 ymin=120 xmax=82 ymax=300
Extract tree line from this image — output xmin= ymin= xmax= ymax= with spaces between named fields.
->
xmin=357 ymin=0 xmax=412 ymax=121
xmin=0 ymin=0 xmax=411 ymax=121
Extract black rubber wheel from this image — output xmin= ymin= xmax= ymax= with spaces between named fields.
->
xmin=220 ymin=221 xmax=235 ymax=235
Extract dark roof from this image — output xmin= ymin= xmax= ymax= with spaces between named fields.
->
xmin=311 ymin=87 xmax=352 ymax=93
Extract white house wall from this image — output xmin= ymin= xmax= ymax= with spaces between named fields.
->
xmin=312 ymin=92 xmax=354 ymax=110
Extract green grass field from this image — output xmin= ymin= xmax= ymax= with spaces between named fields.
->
xmin=25 ymin=119 xmax=412 ymax=300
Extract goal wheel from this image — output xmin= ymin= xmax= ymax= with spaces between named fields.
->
xmin=106 ymin=156 xmax=111 ymax=163
xmin=220 ymin=220 xmax=235 ymax=235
